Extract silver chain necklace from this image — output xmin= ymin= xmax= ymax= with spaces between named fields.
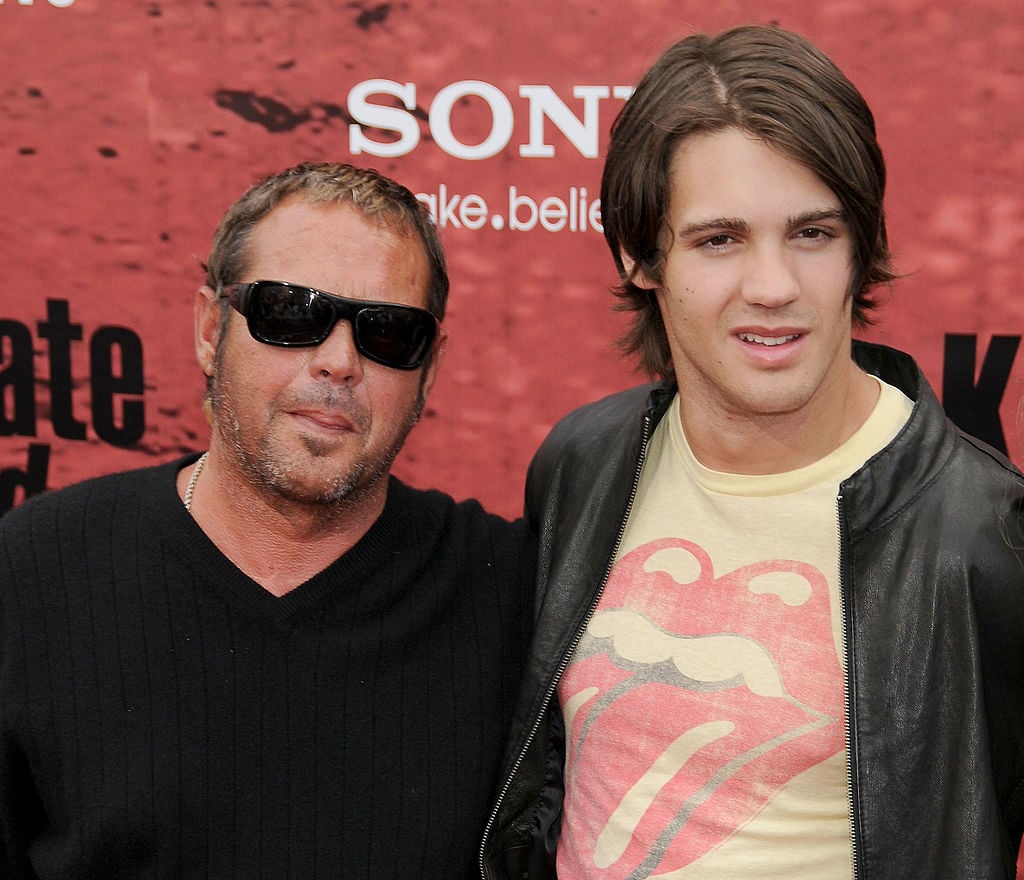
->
xmin=183 ymin=452 xmax=208 ymax=513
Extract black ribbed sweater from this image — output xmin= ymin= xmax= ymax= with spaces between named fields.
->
xmin=0 ymin=457 xmax=535 ymax=879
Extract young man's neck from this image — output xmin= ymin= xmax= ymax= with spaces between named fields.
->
xmin=679 ymin=367 xmax=880 ymax=475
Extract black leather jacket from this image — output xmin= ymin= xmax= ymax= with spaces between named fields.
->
xmin=480 ymin=342 xmax=1024 ymax=880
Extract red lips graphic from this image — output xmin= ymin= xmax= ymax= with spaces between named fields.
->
xmin=558 ymin=537 xmax=845 ymax=877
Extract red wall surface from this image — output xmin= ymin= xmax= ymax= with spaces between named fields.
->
xmin=2 ymin=0 xmax=1023 ymax=521
xmin=2 ymin=0 xmax=1024 ymax=873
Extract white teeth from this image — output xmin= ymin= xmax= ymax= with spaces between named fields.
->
xmin=739 ymin=332 xmax=799 ymax=346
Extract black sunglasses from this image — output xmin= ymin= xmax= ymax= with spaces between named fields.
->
xmin=221 ymin=280 xmax=439 ymax=370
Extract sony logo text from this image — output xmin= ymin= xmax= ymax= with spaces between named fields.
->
xmin=349 ymin=81 xmax=636 ymax=160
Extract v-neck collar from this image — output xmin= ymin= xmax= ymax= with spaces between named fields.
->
xmin=153 ymin=456 xmax=411 ymax=628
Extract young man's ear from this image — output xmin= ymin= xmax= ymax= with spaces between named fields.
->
xmin=194 ymin=285 xmax=222 ymax=377
xmin=619 ymin=251 xmax=658 ymax=291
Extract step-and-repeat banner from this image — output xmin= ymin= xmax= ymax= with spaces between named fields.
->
xmin=2 ymin=0 xmax=1023 ymax=526
xmin=2 ymin=0 xmax=1023 ymax=873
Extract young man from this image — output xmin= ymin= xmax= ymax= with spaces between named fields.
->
xmin=480 ymin=25 xmax=1024 ymax=880
xmin=0 ymin=163 xmax=535 ymax=879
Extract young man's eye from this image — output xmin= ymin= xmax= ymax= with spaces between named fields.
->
xmin=700 ymin=233 xmax=735 ymax=249
xmin=796 ymin=226 xmax=834 ymax=243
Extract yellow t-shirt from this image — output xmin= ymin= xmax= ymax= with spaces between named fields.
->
xmin=556 ymin=377 xmax=913 ymax=880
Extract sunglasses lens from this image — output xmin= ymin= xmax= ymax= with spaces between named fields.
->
xmin=250 ymin=284 xmax=333 ymax=345
xmin=235 ymin=282 xmax=436 ymax=369
xmin=356 ymin=308 xmax=436 ymax=369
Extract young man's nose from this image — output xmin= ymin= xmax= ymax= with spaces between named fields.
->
xmin=739 ymin=244 xmax=800 ymax=308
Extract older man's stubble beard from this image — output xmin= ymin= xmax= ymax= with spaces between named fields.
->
xmin=207 ymin=343 xmax=428 ymax=518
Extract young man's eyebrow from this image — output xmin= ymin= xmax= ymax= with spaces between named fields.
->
xmin=788 ymin=208 xmax=848 ymax=227
xmin=677 ymin=217 xmax=750 ymax=237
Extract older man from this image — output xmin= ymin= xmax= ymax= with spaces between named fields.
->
xmin=0 ymin=163 xmax=535 ymax=879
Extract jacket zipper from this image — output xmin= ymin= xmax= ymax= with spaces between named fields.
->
xmin=837 ymin=493 xmax=861 ymax=880
xmin=478 ymin=411 xmax=655 ymax=880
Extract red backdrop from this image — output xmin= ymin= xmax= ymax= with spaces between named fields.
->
xmin=2 ymin=0 xmax=1023 ymax=520
xmin=2 ymin=2 xmax=1023 ymax=868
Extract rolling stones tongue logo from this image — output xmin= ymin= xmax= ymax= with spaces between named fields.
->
xmin=558 ymin=537 xmax=845 ymax=878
